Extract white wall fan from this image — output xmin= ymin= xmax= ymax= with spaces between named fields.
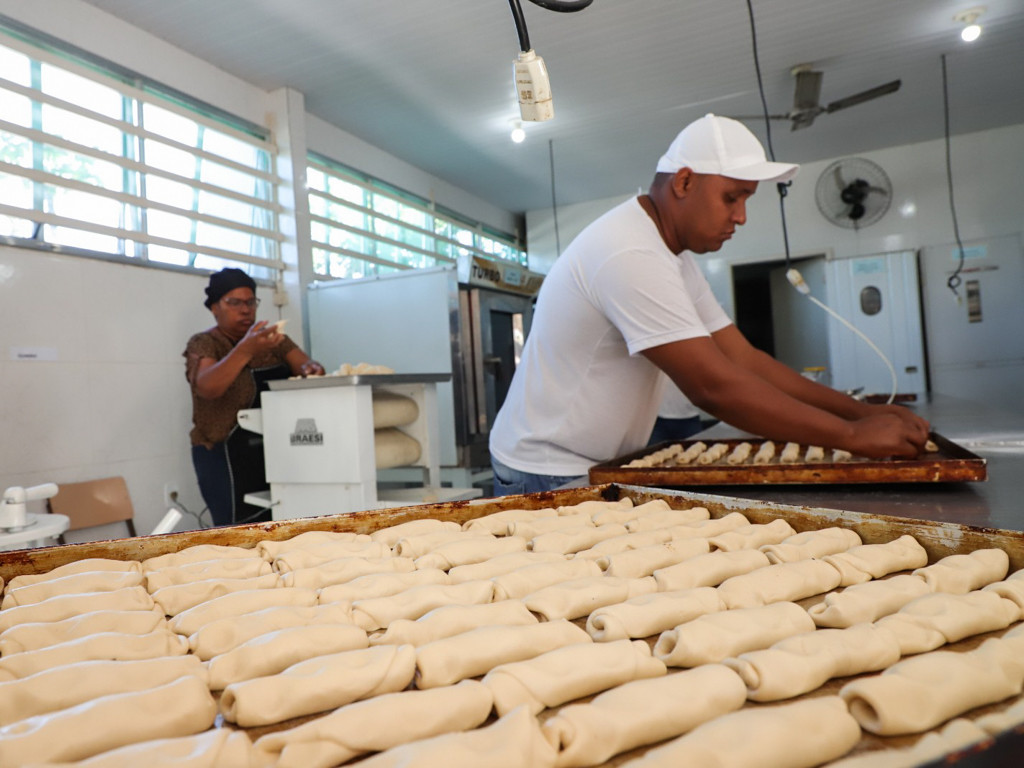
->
xmin=815 ymin=157 xmax=893 ymax=229
xmin=738 ymin=64 xmax=901 ymax=131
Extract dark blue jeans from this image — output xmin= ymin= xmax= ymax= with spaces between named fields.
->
xmin=490 ymin=456 xmax=582 ymax=496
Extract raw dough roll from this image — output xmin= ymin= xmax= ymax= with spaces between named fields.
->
xmin=0 ymin=587 xmax=155 ymax=634
xmin=663 ymin=511 xmax=751 ymax=541
xmin=150 ymin=572 xmax=279 ymax=616
xmin=169 ymin=587 xmax=318 ymax=637
xmin=491 ymin=559 xmax=602 ymax=601
xmin=576 ymin=528 xmax=676 ymax=559
xmin=351 ymin=580 xmax=495 ymax=631
xmin=0 ymin=654 xmax=206 ymax=726
xmin=522 ymin=576 xmax=657 ymax=622
xmin=675 ymin=441 xmax=707 ymax=464
xmin=619 ymin=696 xmax=861 ymax=768
xmin=708 ymin=519 xmax=797 ymax=552
xmin=0 ymin=629 xmax=188 ymax=681
xmin=374 ymin=427 xmax=422 ymax=468
xmin=597 ymin=538 xmax=710 ymax=579
xmin=317 ymin=568 xmax=450 ymax=604
xmin=369 ymin=599 xmax=538 ymax=647
xmin=982 ymin=569 xmax=1024 ymax=618
xmin=653 ymin=549 xmax=770 ymax=592
xmin=447 ymin=551 xmax=565 ymax=583
xmin=142 ymin=544 xmax=255 ymax=572
xmin=415 ymin=535 xmax=528 ymax=571
xmin=270 ymin=540 xmax=392 ymax=571
xmin=622 ymin=505 xmax=710 ymax=533
xmin=188 ymin=601 xmax=355 ymax=660
xmin=726 ymin=442 xmax=753 ymax=465
xmin=723 ymin=623 xmax=902 ymax=702
xmin=255 ymin=680 xmax=493 ymax=768
xmin=716 ymin=559 xmax=842 ymax=609
xmin=207 ymin=622 xmax=370 ymax=689
xmin=586 ymin=587 xmax=725 ymax=643
xmin=874 ymin=590 xmax=1020 ymax=655
xmin=0 ymin=675 xmax=216 ymax=768
xmin=5 ymin=558 xmax=140 ymax=591
xmin=912 ymin=548 xmax=1010 ymax=594
xmin=696 ymin=442 xmax=729 ymax=464
xmin=0 ymin=607 xmax=166 ymax=655
xmin=484 ymin=639 xmax=666 ymax=717
xmin=509 ymin=513 xmax=593 ymax=540
xmin=752 ymin=441 xmax=776 ymax=464
xmin=530 ymin=524 xmax=629 ymax=555
xmin=779 ymin=442 xmax=801 ymax=463
xmin=558 ymin=497 xmax=635 ymax=518
xmin=277 ymin=556 xmax=415 ymax=589
xmin=368 ymin=518 xmax=461 ymax=546
xmin=653 ymin=601 xmax=814 ymax=667
xmin=826 ymin=718 xmax=991 ymax=768
xmin=1 ymin=570 xmax=145 ymax=609
xmin=34 ymin=729 xmax=263 ymax=768
xmin=840 ymin=634 xmax=1024 ymax=735
xmin=462 ymin=507 xmax=559 ymax=535
xmin=394 ymin=531 xmax=493 ymax=560
xmin=143 ymin=557 xmax=271 ymax=593
xmin=760 ymin=526 xmax=863 ymax=564
xmin=541 ymin=663 xmax=747 ymax=768
xmin=809 ymin=573 xmax=932 ymax=628
xmin=256 ymin=530 xmax=371 ymax=559
xmin=220 ymin=643 xmax=417 ymax=727
xmin=354 ymin=705 xmax=557 ymax=768
xmin=372 ymin=391 xmax=419 ymax=428
xmin=414 ymin=619 xmax=591 ymax=689
xmin=822 ymin=534 xmax=929 ymax=586
xmin=804 ymin=445 xmax=825 ymax=462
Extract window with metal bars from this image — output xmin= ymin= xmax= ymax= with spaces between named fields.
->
xmin=0 ymin=23 xmax=281 ymax=280
xmin=307 ymin=154 xmax=526 ymax=281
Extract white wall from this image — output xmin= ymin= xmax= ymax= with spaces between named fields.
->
xmin=0 ymin=0 xmax=520 ymax=540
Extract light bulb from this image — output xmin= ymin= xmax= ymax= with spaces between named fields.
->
xmin=510 ymin=121 xmax=526 ymax=143
xmin=961 ymin=23 xmax=982 ymax=42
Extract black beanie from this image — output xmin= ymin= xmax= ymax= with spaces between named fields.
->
xmin=204 ymin=268 xmax=256 ymax=308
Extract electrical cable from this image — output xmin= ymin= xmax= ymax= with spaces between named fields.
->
xmin=549 ymin=139 xmax=562 ymax=256
xmin=940 ymin=53 xmax=967 ymax=299
xmin=745 ymin=0 xmax=897 ymax=404
xmin=508 ymin=0 xmax=593 ymax=53
xmin=744 ymin=0 xmax=792 ymax=269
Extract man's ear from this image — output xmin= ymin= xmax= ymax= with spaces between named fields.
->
xmin=672 ymin=167 xmax=695 ymax=197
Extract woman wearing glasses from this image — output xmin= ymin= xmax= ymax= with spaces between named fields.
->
xmin=184 ymin=268 xmax=325 ymax=526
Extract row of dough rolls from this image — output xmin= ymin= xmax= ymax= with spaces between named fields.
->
xmin=1 ymin=493 xmax=1022 ymax=767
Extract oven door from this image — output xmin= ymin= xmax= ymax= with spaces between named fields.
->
xmin=457 ymin=286 xmax=533 ymax=466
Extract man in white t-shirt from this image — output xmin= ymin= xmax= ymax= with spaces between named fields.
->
xmin=489 ymin=113 xmax=930 ymax=495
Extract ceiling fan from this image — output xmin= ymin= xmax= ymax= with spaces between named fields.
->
xmin=741 ymin=64 xmax=901 ymax=131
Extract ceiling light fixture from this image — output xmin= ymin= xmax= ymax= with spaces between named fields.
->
xmin=510 ymin=119 xmax=526 ymax=143
xmin=954 ymin=6 xmax=985 ymax=42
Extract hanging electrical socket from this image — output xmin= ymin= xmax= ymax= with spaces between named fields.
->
xmin=163 ymin=482 xmax=179 ymax=507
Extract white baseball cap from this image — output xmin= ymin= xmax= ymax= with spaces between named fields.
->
xmin=656 ymin=113 xmax=799 ymax=182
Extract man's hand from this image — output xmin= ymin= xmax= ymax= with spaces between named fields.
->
xmin=845 ymin=413 xmax=928 ymax=459
xmin=870 ymin=403 xmax=931 ymax=443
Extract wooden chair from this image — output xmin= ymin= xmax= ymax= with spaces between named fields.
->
xmin=47 ymin=476 xmax=138 ymax=543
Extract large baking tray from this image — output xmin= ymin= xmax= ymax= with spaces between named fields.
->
xmin=267 ymin=373 xmax=450 ymax=391
xmin=2 ymin=484 xmax=1022 ymax=765
xmin=589 ymin=432 xmax=987 ymax=486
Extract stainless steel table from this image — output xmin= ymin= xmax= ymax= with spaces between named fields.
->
xmin=684 ymin=393 xmax=1024 ymax=532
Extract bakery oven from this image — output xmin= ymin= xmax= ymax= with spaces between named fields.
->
xmin=306 ymin=263 xmax=541 ymax=482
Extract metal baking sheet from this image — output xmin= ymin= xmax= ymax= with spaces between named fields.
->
xmin=589 ymin=432 xmax=987 ymax=486
xmin=267 ymin=373 xmax=451 ymax=390
xmin=2 ymin=484 xmax=1022 ymax=765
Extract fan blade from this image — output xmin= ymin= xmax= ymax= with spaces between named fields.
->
xmin=793 ymin=69 xmax=824 ymax=112
xmin=826 ymin=80 xmax=901 ymax=114
xmin=833 ymin=166 xmax=847 ymax=193
xmin=866 ymin=185 xmax=889 ymax=196
xmin=729 ymin=114 xmax=791 ymax=121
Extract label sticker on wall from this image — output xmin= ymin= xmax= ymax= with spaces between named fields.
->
xmin=10 ymin=347 xmax=58 ymax=361
xmin=966 ymin=280 xmax=982 ymax=323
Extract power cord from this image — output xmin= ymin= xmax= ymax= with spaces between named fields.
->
xmin=744 ymin=0 xmax=897 ymax=404
xmin=167 ymin=491 xmax=211 ymax=529
xmin=941 ymin=53 xmax=967 ymax=300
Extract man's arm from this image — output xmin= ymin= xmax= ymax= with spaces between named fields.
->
xmin=641 ymin=327 xmax=927 ymax=458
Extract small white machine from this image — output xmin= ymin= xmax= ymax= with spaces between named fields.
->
xmin=238 ymin=374 xmax=479 ymax=520
xmin=0 ymin=483 xmax=58 ymax=532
